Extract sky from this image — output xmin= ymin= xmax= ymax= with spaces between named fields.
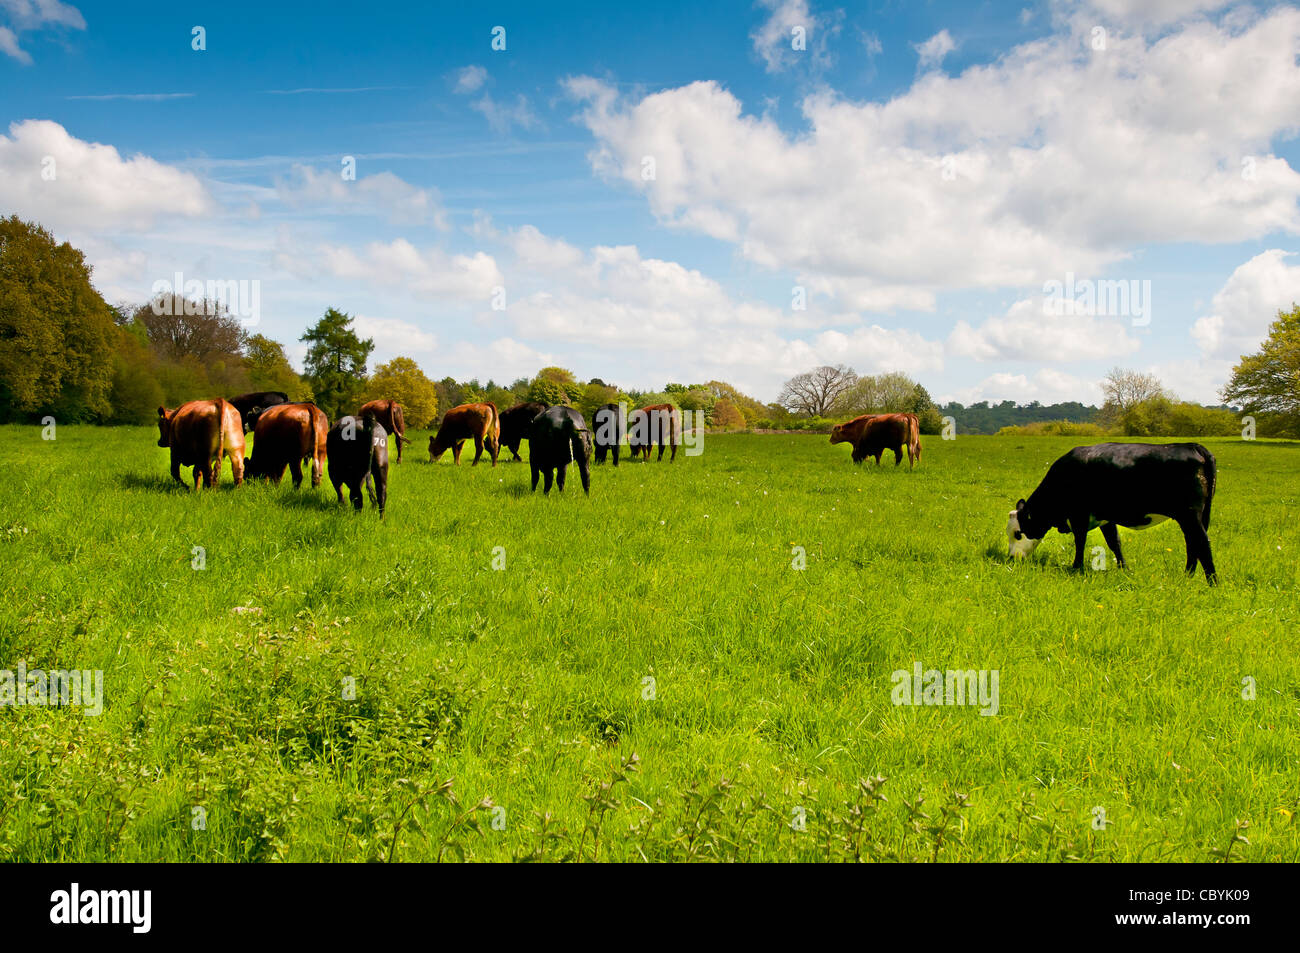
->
xmin=2 ymin=0 xmax=1299 ymax=406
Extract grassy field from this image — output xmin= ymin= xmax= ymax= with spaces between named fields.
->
xmin=1 ymin=425 xmax=1297 ymax=862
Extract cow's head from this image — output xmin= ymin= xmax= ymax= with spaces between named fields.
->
xmin=1007 ymin=499 xmax=1043 ymax=559
xmin=829 ymin=422 xmax=850 ymax=445
xmin=428 ymin=434 xmax=444 ymax=463
xmin=156 ymin=406 xmax=172 ymax=447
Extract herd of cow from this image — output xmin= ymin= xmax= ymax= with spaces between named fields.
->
xmin=154 ymin=392 xmax=1219 ymax=583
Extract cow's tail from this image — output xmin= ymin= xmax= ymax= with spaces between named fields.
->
xmin=1196 ymin=443 xmax=1216 ymax=530
xmin=392 ymin=402 xmax=410 ymax=444
xmin=908 ymin=413 xmax=922 ymax=465
xmin=486 ymin=402 xmax=500 ymax=449
xmin=214 ymin=397 xmax=229 ymax=482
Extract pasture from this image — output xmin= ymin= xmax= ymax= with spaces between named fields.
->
xmin=1 ymin=426 xmax=1297 ymax=862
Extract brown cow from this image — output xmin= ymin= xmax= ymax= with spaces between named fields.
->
xmin=627 ymin=404 xmax=681 ymax=462
xmin=428 ymin=402 xmax=500 ymax=466
xmin=357 ymin=399 xmax=410 ymax=463
xmin=156 ymin=399 xmax=246 ymax=489
xmin=850 ymin=412 xmax=922 ymax=468
xmin=829 ymin=414 xmax=880 ymax=448
xmin=246 ymin=402 xmax=329 ymax=488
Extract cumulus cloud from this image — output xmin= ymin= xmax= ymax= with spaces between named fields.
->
xmin=454 ymin=65 xmax=488 ymax=94
xmin=280 ymin=238 xmax=503 ymax=303
xmin=568 ymin=7 xmax=1300 ymax=312
xmin=0 ymin=0 xmax=84 ymax=62
xmin=914 ymin=29 xmax=956 ymax=70
xmin=352 ymin=315 xmax=438 ymax=356
xmin=471 ymin=92 xmax=540 ymax=133
xmin=948 ymin=295 xmax=1142 ymax=362
xmin=275 ymin=164 xmax=448 ymax=228
xmin=751 ymin=0 xmax=841 ymax=72
xmin=1190 ymin=249 xmax=1300 ymax=359
xmin=0 ymin=120 xmax=213 ymax=233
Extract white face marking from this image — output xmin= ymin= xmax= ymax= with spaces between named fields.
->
xmin=1007 ymin=511 xmax=1040 ymax=559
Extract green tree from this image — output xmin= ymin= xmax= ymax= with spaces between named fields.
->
xmin=363 ymin=356 xmax=440 ymax=428
xmin=106 ymin=326 xmax=164 ymax=425
xmin=0 ymin=215 xmax=116 ymax=420
xmin=245 ymin=334 xmax=311 ymax=400
xmin=1222 ymin=304 xmax=1300 ymax=437
xmin=301 ymin=308 xmax=374 ymax=420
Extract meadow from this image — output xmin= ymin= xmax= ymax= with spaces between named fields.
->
xmin=0 ymin=425 xmax=1297 ymax=862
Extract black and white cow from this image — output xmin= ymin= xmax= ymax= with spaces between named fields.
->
xmin=1007 ymin=442 xmax=1217 ymax=582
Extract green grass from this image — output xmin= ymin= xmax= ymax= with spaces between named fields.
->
xmin=1 ymin=426 xmax=1297 ymax=862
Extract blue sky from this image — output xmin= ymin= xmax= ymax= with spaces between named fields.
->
xmin=3 ymin=0 xmax=1299 ymax=405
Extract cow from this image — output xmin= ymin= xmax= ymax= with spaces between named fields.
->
xmin=1007 ymin=442 xmax=1217 ymax=583
xmin=428 ymin=402 xmax=500 ymax=466
xmin=627 ymin=403 xmax=681 ymax=462
xmin=829 ymin=414 xmax=879 ymax=449
xmin=245 ymin=402 xmax=329 ymax=488
xmin=592 ymin=402 xmax=624 ymax=466
xmin=326 ymin=414 xmax=389 ymax=517
xmin=849 ymin=413 xmax=922 ymax=468
xmin=529 ymin=405 xmax=592 ymax=495
xmin=229 ymin=391 xmax=289 ymax=433
xmin=357 ymin=399 xmax=411 ymax=464
xmin=497 ymin=401 xmax=547 ymax=461
xmin=156 ymin=399 xmax=246 ymax=489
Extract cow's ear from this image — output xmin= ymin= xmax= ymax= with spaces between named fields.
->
xmin=1016 ymin=498 xmax=1026 ymax=511
xmin=157 ymin=406 xmax=167 ymax=418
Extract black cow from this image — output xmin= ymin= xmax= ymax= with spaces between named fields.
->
xmin=1007 ymin=442 xmax=1217 ymax=582
xmin=326 ymin=415 xmax=389 ymax=517
xmin=592 ymin=402 xmax=624 ymax=466
xmin=498 ymin=401 xmax=547 ymax=461
xmin=529 ymin=406 xmax=592 ymax=495
xmin=229 ymin=391 xmax=289 ymax=433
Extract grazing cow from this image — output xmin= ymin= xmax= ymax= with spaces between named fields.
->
xmin=850 ymin=413 xmax=922 ymax=468
xmin=627 ymin=403 xmax=681 ymax=462
xmin=357 ymin=399 xmax=411 ymax=464
xmin=592 ymin=402 xmax=624 ymax=466
xmin=229 ymin=391 xmax=289 ymax=433
xmin=529 ymin=405 xmax=592 ymax=494
xmin=428 ymin=402 xmax=500 ymax=466
xmin=326 ymin=415 xmax=389 ymax=517
xmin=156 ymin=399 xmax=246 ymax=489
xmin=1007 ymin=442 xmax=1217 ymax=583
xmin=829 ymin=414 xmax=879 ymax=449
xmin=498 ymin=401 xmax=547 ymax=461
xmin=246 ymin=402 xmax=329 ymax=488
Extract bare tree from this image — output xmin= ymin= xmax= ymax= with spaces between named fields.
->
xmin=1101 ymin=368 xmax=1167 ymax=413
xmin=778 ymin=364 xmax=858 ymax=416
xmin=132 ymin=294 xmax=247 ymax=364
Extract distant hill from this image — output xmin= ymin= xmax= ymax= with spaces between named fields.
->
xmin=938 ymin=400 xmax=1101 ymax=435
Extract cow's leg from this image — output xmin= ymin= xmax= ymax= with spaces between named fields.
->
xmin=395 ymin=436 xmax=402 ymax=465
xmin=289 ymin=458 xmax=303 ymax=489
xmin=612 ymin=445 xmax=619 ymax=467
xmin=471 ymin=435 xmax=484 ymax=466
xmin=452 ymin=440 xmax=463 ymax=465
xmin=230 ymin=450 xmax=244 ymax=486
xmin=170 ymin=452 xmax=183 ymax=486
xmin=1100 ymin=522 xmax=1126 ymax=569
xmin=543 ymin=469 xmax=554 ymax=494
xmin=875 ymin=452 xmax=883 ymax=466
xmin=489 ymin=434 xmax=499 ymax=467
xmin=894 ymin=446 xmax=903 ymax=466
xmin=351 ymin=481 xmax=364 ymax=511
xmin=1069 ymin=517 xmax=1089 ymax=571
xmin=1177 ymin=514 xmax=1217 ymax=583
xmin=556 ymin=462 xmax=567 ymax=492
xmin=312 ymin=454 xmax=323 ymax=488
xmin=334 ymin=478 xmax=345 ymax=505
xmin=531 ymin=465 xmax=540 ymax=492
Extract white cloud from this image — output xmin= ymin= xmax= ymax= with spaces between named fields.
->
xmin=0 ymin=120 xmax=213 ymax=233
xmin=751 ymin=0 xmax=841 ymax=73
xmin=1190 ymin=249 xmax=1300 ymax=358
xmin=471 ymin=93 xmax=540 ymax=133
xmin=275 ymin=164 xmax=448 ymax=228
xmin=941 ymin=369 xmax=1105 ymax=406
xmin=285 ymin=238 xmax=503 ymax=303
xmin=454 ymin=65 xmax=488 ymax=94
xmin=914 ymin=29 xmax=956 ymax=70
xmin=0 ymin=0 xmax=84 ymax=62
xmin=353 ymin=315 xmax=438 ymax=356
xmin=948 ymin=296 xmax=1142 ymax=361
xmin=568 ymin=7 xmax=1300 ymax=312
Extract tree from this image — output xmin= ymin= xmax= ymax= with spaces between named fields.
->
xmin=132 ymin=293 xmax=247 ymax=365
xmin=363 ymin=356 xmax=439 ymax=428
xmin=1222 ymin=304 xmax=1300 ymax=436
xmin=0 ymin=215 xmax=116 ymax=420
xmin=246 ymin=334 xmax=311 ymax=400
xmin=1099 ymin=368 xmax=1168 ymax=427
xmin=711 ymin=398 xmax=746 ymax=430
xmin=301 ymin=308 xmax=374 ymax=420
xmin=777 ymin=364 xmax=858 ymax=417
xmin=528 ymin=378 xmax=570 ymax=406
xmin=106 ymin=326 xmax=164 ymax=425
